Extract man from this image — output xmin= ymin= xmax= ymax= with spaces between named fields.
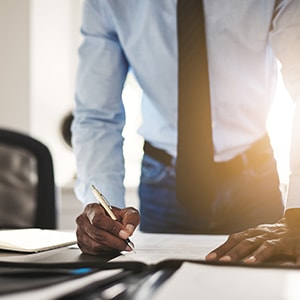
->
xmin=72 ymin=0 xmax=300 ymax=262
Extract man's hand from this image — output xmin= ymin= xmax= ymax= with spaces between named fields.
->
xmin=206 ymin=209 xmax=300 ymax=264
xmin=76 ymin=203 xmax=140 ymax=255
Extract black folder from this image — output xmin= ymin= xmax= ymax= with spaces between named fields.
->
xmin=0 ymin=251 xmax=299 ymax=299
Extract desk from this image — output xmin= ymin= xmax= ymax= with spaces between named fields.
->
xmin=0 ymin=232 xmax=300 ymax=300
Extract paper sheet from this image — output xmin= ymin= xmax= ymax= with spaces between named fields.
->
xmin=151 ymin=262 xmax=300 ymax=300
xmin=111 ymin=231 xmax=228 ymax=265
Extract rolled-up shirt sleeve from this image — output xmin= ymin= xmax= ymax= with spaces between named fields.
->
xmin=71 ymin=0 xmax=129 ymax=207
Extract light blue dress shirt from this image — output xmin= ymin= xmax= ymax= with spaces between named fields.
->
xmin=72 ymin=0 xmax=300 ymax=208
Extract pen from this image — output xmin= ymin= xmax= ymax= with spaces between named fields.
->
xmin=90 ymin=184 xmax=136 ymax=253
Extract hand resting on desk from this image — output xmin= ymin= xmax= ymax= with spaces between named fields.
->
xmin=76 ymin=203 xmax=140 ymax=255
xmin=206 ymin=209 xmax=300 ymax=265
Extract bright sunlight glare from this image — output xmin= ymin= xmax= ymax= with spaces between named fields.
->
xmin=267 ymin=68 xmax=294 ymax=200
xmin=122 ymin=68 xmax=295 ymax=205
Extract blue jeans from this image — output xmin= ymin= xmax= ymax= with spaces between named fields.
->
xmin=138 ymin=153 xmax=284 ymax=234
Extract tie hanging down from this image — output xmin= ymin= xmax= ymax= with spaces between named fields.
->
xmin=176 ymin=0 xmax=215 ymax=216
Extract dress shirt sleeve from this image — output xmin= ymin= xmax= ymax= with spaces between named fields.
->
xmin=71 ymin=0 xmax=129 ymax=207
xmin=269 ymin=0 xmax=300 ymax=209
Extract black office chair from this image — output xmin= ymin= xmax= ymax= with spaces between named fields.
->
xmin=0 ymin=128 xmax=57 ymax=229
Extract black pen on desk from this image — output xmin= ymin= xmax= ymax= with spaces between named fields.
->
xmin=90 ymin=184 xmax=136 ymax=253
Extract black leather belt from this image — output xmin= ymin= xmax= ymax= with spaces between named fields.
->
xmin=215 ymin=135 xmax=273 ymax=177
xmin=143 ymin=141 xmax=174 ymax=167
xmin=143 ymin=135 xmax=273 ymax=177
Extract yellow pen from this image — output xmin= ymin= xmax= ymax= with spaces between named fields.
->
xmin=90 ymin=184 xmax=136 ymax=253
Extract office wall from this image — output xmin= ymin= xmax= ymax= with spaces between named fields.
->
xmin=0 ymin=0 xmax=82 ymax=185
xmin=30 ymin=0 xmax=82 ymax=185
xmin=0 ymin=0 xmax=30 ymax=132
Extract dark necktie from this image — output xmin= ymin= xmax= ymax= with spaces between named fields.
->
xmin=176 ymin=0 xmax=215 ymax=217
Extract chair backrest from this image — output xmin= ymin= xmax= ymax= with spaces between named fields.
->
xmin=0 ymin=129 xmax=56 ymax=229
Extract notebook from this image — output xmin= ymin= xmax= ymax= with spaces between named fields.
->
xmin=0 ymin=228 xmax=77 ymax=253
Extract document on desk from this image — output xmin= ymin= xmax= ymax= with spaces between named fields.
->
xmin=111 ymin=232 xmax=228 ymax=265
xmin=0 ymin=228 xmax=77 ymax=253
xmin=151 ymin=262 xmax=300 ymax=300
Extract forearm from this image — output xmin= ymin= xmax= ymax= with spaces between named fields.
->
xmin=72 ymin=0 xmax=129 ymax=208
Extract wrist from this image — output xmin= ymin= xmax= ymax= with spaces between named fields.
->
xmin=284 ymin=208 xmax=300 ymax=229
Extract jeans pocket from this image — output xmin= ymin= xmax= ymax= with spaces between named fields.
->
xmin=248 ymin=156 xmax=278 ymax=180
xmin=140 ymin=154 xmax=170 ymax=184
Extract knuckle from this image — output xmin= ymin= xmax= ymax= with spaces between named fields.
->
xmin=242 ymin=238 xmax=257 ymax=247
xmin=122 ymin=207 xmax=140 ymax=220
xmin=228 ymin=233 xmax=241 ymax=243
xmin=126 ymin=207 xmax=139 ymax=214
xmin=86 ymin=209 xmax=96 ymax=225
xmin=84 ymin=203 xmax=97 ymax=212
xmin=262 ymin=239 xmax=277 ymax=248
xmin=110 ymin=222 xmax=121 ymax=235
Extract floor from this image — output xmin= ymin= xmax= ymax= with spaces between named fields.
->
xmin=57 ymin=185 xmax=139 ymax=230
